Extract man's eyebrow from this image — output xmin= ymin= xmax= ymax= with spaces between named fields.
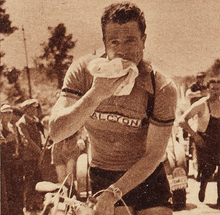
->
xmin=108 ymin=36 xmax=137 ymax=40
xmin=126 ymin=36 xmax=137 ymax=38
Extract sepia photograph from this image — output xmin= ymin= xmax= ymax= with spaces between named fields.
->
xmin=1 ymin=0 xmax=220 ymax=215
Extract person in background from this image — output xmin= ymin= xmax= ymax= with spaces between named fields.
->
xmin=11 ymin=106 xmax=24 ymax=157
xmin=38 ymin=115 xmax=58 ymax=183
xmin=16 ymin=99 xmax=43 ymax=212
xmin=178 ymin=78 xmax=220 ymax=209
xmin=186 ymin=71 xmax=208 ymax=105
xmin=53 ymin=128 xmax=85 ymax=196
xmin=11 ymin=106 xmax=25 ymax=214
xmin=50 ymin=2 xmax=177 ymax=215
xmin=185 ymin=71 xmax=209 ymax=180
xmin=1 ymin=104 xmax=23 ymax=215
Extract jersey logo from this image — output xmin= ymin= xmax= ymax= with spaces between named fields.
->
xmin=91 ymin=111 xmax=142 ymax=128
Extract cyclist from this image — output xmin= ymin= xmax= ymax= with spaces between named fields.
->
xmin=50 ymin=2 xmax=177 ymax=215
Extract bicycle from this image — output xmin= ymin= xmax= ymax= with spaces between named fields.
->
xmin=36 ymin=173 xmax=95 ymax=215
xmin=36 ymin=173 xmax=132 ymax=215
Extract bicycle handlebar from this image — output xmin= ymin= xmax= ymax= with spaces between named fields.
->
xmin=41 ymin=192 xmax=96 ymax=215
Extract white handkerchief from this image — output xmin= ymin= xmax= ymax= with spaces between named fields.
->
xmin=88 ymin=58 xmax=138 ymax=96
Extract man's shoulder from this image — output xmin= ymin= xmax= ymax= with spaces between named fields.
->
xmin=141 ymin=60 xmax=174 ymax=88
xmin=154 ymin=70 xmax=176 ymax=92
xmin=139 ymin=60 xmax=176 ymax=97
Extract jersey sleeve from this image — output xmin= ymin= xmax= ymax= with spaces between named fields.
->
xmin=61 ymin=55 xmax=94 ymax=99
xmin=150 ymin=73 xmax=177 ymax=126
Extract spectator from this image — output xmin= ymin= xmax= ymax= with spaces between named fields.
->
xmin=186 ymin=71 xmax=208 ymax=105
xmin=53 ymin=130 xmax=84 ymax=196
xmin=11 ymin=106 xmax=24 ymax=157
xmin=178 ymin=78 xmax=220 ymax=209
xmin=16 ymin=99 xmax=43 ymax=212
xmin=38 ymin=115 xmax=58 ymax=183
xmin=185 ymin=71 xmax=209 ymax=180
xmin=1 ymin=104 xmax=23 ymax=215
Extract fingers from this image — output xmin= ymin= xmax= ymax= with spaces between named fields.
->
xmin=114 ymin=72 xmax=129 ymax=85
xmin=92 ymin=73 xmax=129 ymax=99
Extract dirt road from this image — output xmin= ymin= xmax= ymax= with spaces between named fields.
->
xmin=174 ymin=178 xmax=219 ymax=215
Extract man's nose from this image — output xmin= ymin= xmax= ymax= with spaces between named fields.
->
xmin=116 ymin=42 xmax=128 ymax=55
xmin=115 ymin=53 xmax=125 ymax=59
xmin=115 ymin=49 xmax=128 ymax=59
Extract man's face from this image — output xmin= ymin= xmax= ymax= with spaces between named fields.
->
xmin=1 ymin=112 xmax=13 ymax=123
xmin=209 ymin=82 xmax=220 ymax=99
xmin=103 ymin=21 xmax=146 ymax=65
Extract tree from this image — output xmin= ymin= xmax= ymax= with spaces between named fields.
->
xmin=40 ymin=23 xmax=76 ymax=88
xmin=0 ymin=0 xmax=18 ymax=74
xmin=211 ymin=59 xmax=220 ymax=77
xmin=0 ymin=0 xmax=23 ymax=105
xmin=2 ymin=68 xmax=25 ymax=104
xmin=0 ymin=0 xmax=18 ymax=35
xmin=204 ymin=58 xmax=220 ymax=80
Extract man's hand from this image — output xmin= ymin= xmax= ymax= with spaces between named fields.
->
xmin=91 ymin=74 xmax=128 ymax=101
xmin=94 ymin=191 xmax=116 ymax=215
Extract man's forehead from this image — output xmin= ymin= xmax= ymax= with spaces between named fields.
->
xmin=104 ymin=21 xmax=142 ymax=36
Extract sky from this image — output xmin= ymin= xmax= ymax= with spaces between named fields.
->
xmin=1 ymin=0 xmax=220 ymax=76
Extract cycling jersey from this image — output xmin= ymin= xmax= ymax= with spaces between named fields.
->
xmin=61 ymin=53 xmax=177 ymax=171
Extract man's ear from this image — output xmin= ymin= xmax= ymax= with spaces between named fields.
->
xmin=141 ymin=34 xmax=147 ymax=48
xmin=102 ymin=37 xmax=106 ymax=45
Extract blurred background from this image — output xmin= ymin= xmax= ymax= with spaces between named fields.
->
xmin=1 ymin=0 xmax=220 ymax=115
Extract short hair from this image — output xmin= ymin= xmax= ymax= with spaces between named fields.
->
xmin=207 ymin=78 xmax=220 ymax=88
xmin=101 ymin=2 xmax=146 ymax=39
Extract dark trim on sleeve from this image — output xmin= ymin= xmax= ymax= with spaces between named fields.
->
xmin=151 ymin=117 xmax=175 ymax=124
xmin=149 ymin=117 xmax=174 ymax=127
xmin=62 ymin=88 xmax=83 ymax=97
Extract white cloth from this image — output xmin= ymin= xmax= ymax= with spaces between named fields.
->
xmin=88 ymin=58 xmax=138 ymax=96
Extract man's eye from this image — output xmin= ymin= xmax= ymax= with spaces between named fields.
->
xmin=126 ymin=39 xmax=136 ymax=44
xmin=111 ymin=40 xmax=119 ymax=45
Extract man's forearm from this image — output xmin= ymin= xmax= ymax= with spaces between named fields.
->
xmin=50 ymin=89 xmax=102 ymax=143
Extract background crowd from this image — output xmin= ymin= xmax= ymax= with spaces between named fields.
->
xmin=1 ymin=69 xmax=219 ymax=215
xmin=0 ymin=99 xmax=88 ymax=214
